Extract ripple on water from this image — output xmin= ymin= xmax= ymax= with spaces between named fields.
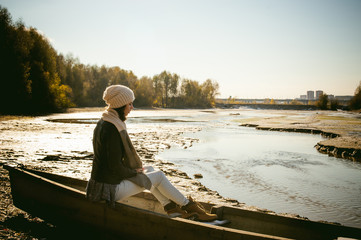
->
xmin=157 ymin=120 xmax=361 ymax=228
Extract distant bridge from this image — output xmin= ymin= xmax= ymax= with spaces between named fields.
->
xmin=215 ymin=98 xmax=351 ymax=110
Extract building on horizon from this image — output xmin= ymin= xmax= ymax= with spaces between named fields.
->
xmin=307 ymin=91 xmax=314 ymax=100
xmin=316 ymin=90 xmax=323 ymax=99
xmin=300 ymin=95 xmax=307 ymax=100
xmin=335 ymin=96 xmax=353 ymax=101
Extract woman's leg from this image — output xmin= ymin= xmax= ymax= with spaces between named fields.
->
xmin=149 ymin=186 xmax=171 ymax=206
xmin=142 ymin=166 xmax=172 ymax=206
xmin=114 ymin=171 xmax=172 ymax=206
xmin=145 ymin=168 xmax=217 ymax=221
xmin=114 ymin=179 xmax=144 ymax=201
xmin=115 ymin=168 xmax=216 ymax=221
xmin=145 ymin=170 xmax=188 ymax=206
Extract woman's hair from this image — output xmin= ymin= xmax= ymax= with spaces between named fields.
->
xmin=113 ymin=105 xmax=127 ymax=121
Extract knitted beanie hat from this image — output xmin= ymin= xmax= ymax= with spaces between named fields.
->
xmin=103 ymin=85 xmax=135 ymax=108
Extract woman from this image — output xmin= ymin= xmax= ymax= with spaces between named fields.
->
xmin=86 ymin=85 xmax=217 ymax=221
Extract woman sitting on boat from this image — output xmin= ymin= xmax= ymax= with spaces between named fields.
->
xmin=86 ymin=84 xmax=217 ymax=222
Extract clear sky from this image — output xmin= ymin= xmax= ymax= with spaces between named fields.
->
xmin=1 ymin=0 xmax=360 ymax=99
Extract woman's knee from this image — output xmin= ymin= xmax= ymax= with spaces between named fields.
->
xmin=146 ymin=170 xmax=166 ymax=186
xmin=115 ymin=180 xmax=144 ymax=201
xmin=144 ymin=166 xmax=155 ymax=173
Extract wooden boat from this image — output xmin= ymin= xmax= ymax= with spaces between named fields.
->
xmin=4 ymin=164 xmax=361 ymax=240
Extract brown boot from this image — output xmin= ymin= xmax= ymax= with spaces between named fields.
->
xmin=182 ymin=197 xmax=218 ymax=222
xmin=164 ymin=201 xmax=198 ymax=220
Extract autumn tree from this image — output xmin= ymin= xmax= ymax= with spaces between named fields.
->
xmin=133 ymin=76 xmax=154 ymax=107
xmin=349 ymin=81 xmax=361 ymax=110
xmin=330 ymin=99 xmax=339 ymax=111
xmin=180 ymin=79 xmax=202 ymax=107
xmin=110 ymin=67 xmax=138 ymax=90
xmin=0 ymin=9 xmax=31 ymax=113
xmin=0 ymin=6 xmax=72 ymax=114
xmin=152 ymin=71 xmax=179 ymax=107
xmin=316 ymin=93 xmax=328 ymax=110
xmin=201 ymin=79 xmax=219 ymax=107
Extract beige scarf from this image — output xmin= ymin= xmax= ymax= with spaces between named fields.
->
xmin=102 ymin=108 xmax=151 ymax=189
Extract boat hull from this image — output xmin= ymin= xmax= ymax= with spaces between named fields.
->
xmin=4 ymin=165 xmax=361 ymax=240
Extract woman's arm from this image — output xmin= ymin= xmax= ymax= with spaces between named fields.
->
xmin=104 ymin=123 xmax=137 ymax=179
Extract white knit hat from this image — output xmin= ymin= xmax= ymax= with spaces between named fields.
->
xmin=103 ymin=85 xmax=135 ymax=108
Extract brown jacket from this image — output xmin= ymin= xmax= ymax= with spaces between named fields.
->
xmin=90 ymin=119 xmax=137 ymax=184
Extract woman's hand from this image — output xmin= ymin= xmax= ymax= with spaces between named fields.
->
xmin=136 ymin=168 xmax=144 ymax=173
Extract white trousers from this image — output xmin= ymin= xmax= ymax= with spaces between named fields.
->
xmin=114 ymin=166 xmax=188 ymax=207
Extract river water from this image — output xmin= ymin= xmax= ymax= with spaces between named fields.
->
xmin=2 ymin=108 xmax=360 ymax=228
xmin=153 ymin=109 xmax=361 ymax=228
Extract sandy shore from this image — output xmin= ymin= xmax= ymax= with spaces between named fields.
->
xmin=238 ymin=110 xmax=361 ymax=162
xmin=0 ymin=108 xmax=360 ymax=239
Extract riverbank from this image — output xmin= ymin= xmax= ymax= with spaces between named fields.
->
xmin=0 ymin=108 xmax=360 ymax=238
xmin=238 ymin=110 xmax=361 ymax=162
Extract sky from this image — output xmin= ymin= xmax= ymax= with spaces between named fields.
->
xmin=1 ymin=0 xmax=361 ymax=99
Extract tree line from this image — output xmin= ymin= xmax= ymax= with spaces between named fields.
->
xmin=316 ymin=81 xmax=361 ymax=111
xmin=0 ymin=6 xmax=219 ymax=115
xmin=56 ymin=55 xmax=219 ymax=109
xmin=0 ymin=6 xmax=72 ymax=114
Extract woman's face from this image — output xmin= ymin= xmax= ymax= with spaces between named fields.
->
xmin=124 ymin=102 xmax=134 ymax=117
